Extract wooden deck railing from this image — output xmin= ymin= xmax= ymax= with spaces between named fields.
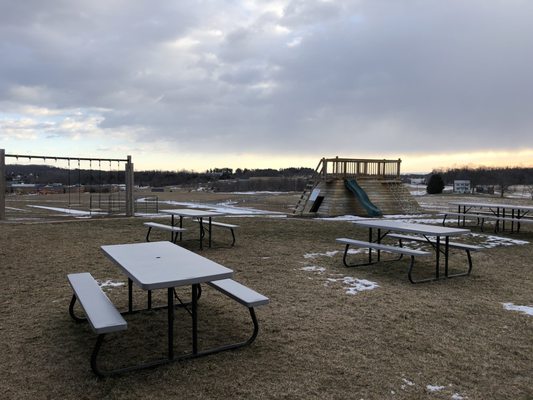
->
xmin=316 ymin=157 xmax=401 ymax=179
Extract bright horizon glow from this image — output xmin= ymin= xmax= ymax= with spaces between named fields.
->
xmin=135 ymin=149 xmax=533 ymax=174
xmin=4 ymin=147 xmax=532 ymax=175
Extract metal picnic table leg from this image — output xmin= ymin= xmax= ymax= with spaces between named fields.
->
xmin=368 ymin=228 xmax=373 ymax=264
xmin=168 ymin=287 xmax=174 ymax=360
xmin=208 ymin=217 xmax=213 ymax=248
xmin=170 ymin=214 xmax=175 ymax=242
xmin=199 ymin=217 xmax=204 ymax=250
xmin=128 ymin=278 xmax=133 ymax=313
xmin=435 ymin=236 xmax=440 ymax=280
xmin=192 ymin=284 xmax=198 ymax=354
xmin=444 ymin=236 xmax=449 ymax=277
xmin=377 ymin=228 xmax=381 ymax=262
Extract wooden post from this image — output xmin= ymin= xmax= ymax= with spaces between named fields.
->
xmin=125 ymin=155 xmax=134 ymax=217
xmin=0 ymin=149 xmax=5 ymax=220
xmin=397 ymin=158 xmax=401 ymax=178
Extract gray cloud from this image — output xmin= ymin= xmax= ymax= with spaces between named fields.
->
xmin=1 ymin=0 xmax=533 ymax=160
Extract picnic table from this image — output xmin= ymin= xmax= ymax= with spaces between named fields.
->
xmin=352 ymin=219 xmax=472 ymax=282
xmin=161 ymin=209 xmax=225 ymax=249
xmin=447 ymin=201 xmax=533 ymax=233
xmin=67 ymin=241 xmax=268 ymax=376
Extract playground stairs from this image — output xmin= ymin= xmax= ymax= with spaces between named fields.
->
xmin=293 ymin=179 xmax=317 ymax=214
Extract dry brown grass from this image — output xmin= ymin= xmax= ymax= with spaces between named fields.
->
xmin=1 ymin=192 xmax=532 ymax=399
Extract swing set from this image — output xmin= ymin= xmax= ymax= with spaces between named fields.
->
xmin=0 ymin=149 xmax=134 ymax=220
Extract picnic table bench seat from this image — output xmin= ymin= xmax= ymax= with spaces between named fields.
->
xmin=335 ymin=238 xmax=432 ymax=283
xmin=67 ymin=272 xmax=127 ymax=377
xmin=144 ymin=222 xmax=186 ymax=243
xmin=207 ymin=279 xmax=269 ymax=350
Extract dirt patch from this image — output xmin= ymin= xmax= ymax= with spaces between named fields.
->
xmin=1 ymin=193 xmax=532 ymax=399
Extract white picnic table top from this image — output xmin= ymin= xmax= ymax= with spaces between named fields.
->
xmin=353 ymin=219 xmax=471 ymax=237
xmin=161 ymin=209 xmax=225 ymax=218
xmin=101 ymin=241 xmax=233 ymax=290
xmin=448 ymin=201 xmax=533 ymax=212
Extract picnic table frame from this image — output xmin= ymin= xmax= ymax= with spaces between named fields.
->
xmin=448 ymin=201 xmax=533 ymax=233
xmin=100 ymin=241 xmax=234 ymax=372
xmin=353 ymin=219 xmax=471 ymax=281
xmin=161 ymin=209 xmax=224 ymax=249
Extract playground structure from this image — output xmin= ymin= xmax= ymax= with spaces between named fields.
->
xmin=294 ymin=157 xmax=420 ymax=217
xmin=0 ymin=149 xmax=135 ymax=220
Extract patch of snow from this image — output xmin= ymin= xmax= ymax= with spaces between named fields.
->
xmin=502 ymin=303 xmax=533 ymax=316
xmin=304 ymin=251 xmax=339 ymax=259
xmin=98 ymin=280 xmax=125 ymax=289
xmin=217 ymin=200 xmax=239 ymax=206
xmin=5 ymin=207 xmax=28 ymax=212
xmin=316 ymin=215 xmax=369 ymax=222
xmin=469 ymin=233 xmax=529 ymax=248
xmin=28 ymin=205 xmax=105 ymax=216
xmin=300 ymin=266 xmax=326 ymax=273
xmin=342 ymin=277 xmax=379 ymax=294
xmin=230 ymin=191 xmax=285 ymax=195
xmin=426 ymin=385 xmax=445 ymax=392
xmin=402 ymin=378 xmax=415 ymax=387
xmin=158 ymin=200 xmax=285 ymax=216
xmin=452 ymin=393 xmax=465 ymax=400
xmin=325 ymin=276 xmax=379 ymax=295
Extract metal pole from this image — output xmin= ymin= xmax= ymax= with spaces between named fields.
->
xmin=0 ymin=149 xmax=5 ymax=220
xmin=125 ymin=155 xmax=134 ymax=217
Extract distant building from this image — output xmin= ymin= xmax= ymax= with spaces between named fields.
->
xmin=410 ymin=178 xmax=425 ymax=185
xmin=475 ymin=185 xmax=495 ymax=194
xmin=7 ymin=183 xmax=41 ymax=194
xmin=453 ymin=180 xmax=471 ymax=194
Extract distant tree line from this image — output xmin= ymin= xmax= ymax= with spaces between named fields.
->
xmin=430 ymin=166 xmax=533 ymax=197
xmin=5 ymin=164 xmax=315 ymax=188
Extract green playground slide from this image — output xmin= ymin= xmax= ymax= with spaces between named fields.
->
xmin=344 ymin=179 xmax=382 ymax=217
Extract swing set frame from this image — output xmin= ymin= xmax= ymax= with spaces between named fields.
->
xmin=0 ymin=149 xmax=134 ymax=220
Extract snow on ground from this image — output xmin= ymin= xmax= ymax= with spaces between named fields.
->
xmin=325 ymin=277 xmax=379 ymax=295
xmin=316 ymin=214 xmax=443 ymax=225
xmin=300 ymin=254 xmax=379 ymax=295
xmin=6 ymin=207 xmax=29 ymax=212
xmin=469 ymin=233 xmax=529 ymax=248
xmin=230 ymin=191 xmax=285 ymax=195
xmin=98 ymin=280 xmax=125 ymax=289
xmin=300 ymin=266 xmax=326 ymax=273
xmin=26 ymin=200 xmax=285 ymax=218
xmin=304 ymin=248 xmax=365 ymax=259
xmin=502 ymin=303 xmax=533 ymax=316
xmin=153 ymin=200 xmax=286 ymax=216
xmin=28 ymin=205 xmax=106 ymax=217
xmin=304 ymin=251 xmax=339 ymax=259
xmin=426 ymin=385 xmax=446 ymax=392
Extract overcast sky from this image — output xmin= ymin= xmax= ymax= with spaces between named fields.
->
xmin=1 ymin=0 xmax=533 ymax=172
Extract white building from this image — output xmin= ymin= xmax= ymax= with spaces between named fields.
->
xmin=453 ymin=180 xmax=471 ymax=193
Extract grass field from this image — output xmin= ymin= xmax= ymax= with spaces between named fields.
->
xmin=1 ymin=191 xmax=532 ymax=399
